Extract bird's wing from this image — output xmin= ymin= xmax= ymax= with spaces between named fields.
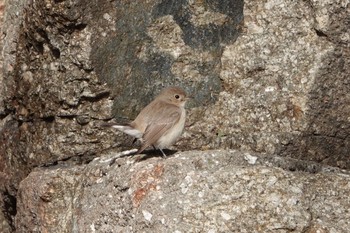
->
xmin=138 ymin=103 xmax=181 ymax=153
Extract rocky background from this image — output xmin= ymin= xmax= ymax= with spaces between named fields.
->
xmin=0 ymin=0 xmax=349 ymax=232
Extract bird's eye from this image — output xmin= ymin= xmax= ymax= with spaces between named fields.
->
xmin=175 ymin=94 xmax=180 ymax=99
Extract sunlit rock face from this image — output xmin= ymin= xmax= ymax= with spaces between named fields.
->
xmin=0 ymin=0 xmax=349 ymax=232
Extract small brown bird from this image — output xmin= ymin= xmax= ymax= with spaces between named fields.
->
xmin=103 ymin=86 xmax=188 ymax=157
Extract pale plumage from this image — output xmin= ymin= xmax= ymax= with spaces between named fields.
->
xmin=103 ymin=86 xmax=188 ymax=157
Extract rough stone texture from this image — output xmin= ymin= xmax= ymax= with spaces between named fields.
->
xmin=0 ymin=0 xmax=117 ymax=231
xmin=93 ymin=0 xmax=243 ymax=120
xmin=15 ymin=150 xmax=350 ymax=232
xmin=0 ymin=0 xmax=349 ymax=232
xmin=186 ymin=0 xmax=350 ymax=169
xmin=279 ymin=0 xmax=350 ymax=169
xmin=1 ymin=1 xmax=29 ymax=232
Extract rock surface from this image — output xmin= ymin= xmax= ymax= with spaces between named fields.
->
xmin=187 ymin=0 xmax=350 ymax=169
xmin=15 ymin=150 xmax=350 ymax=232
xmin=0 ymin=0 xmax=349 ymax=232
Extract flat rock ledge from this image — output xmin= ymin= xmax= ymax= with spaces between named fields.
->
xmin=15 ymin=150 xmax=350 ymax=233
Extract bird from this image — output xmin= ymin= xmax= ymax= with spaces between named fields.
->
xmin=102 ymin=86 xmax=188 ymax=157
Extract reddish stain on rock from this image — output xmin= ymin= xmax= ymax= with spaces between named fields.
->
xmin=132 ymin=163 xmax=164 ymax=207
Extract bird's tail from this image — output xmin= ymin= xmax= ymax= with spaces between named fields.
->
xmin=100 ymin=122 xmax=143 ymax=139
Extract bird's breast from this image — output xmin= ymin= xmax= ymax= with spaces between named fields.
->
xmin=156 ymin=108 xmax=186 ymax=149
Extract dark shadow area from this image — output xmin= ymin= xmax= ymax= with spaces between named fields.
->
xmin=92 ymin=0 xmax=244 ymax=121
xmin=104 ymin=148 xmax=177 ymax=166
xmin=137 ymin=149 xmax=178 ymax=161
xmin=2 ymin=190 xmax=17 ymax=232
xmin=154 ymin=0 xmax=243 ymax=50
xmin=280 ymin=48 xmax=350 ymax=169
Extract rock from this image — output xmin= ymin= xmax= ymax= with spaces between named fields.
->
xmin=187 ymin=0 xmax=350 ymax=169
xmin=0 ymin=0 xmax=349 ymax=231
xmin=15 ymin=150 xmax=350 ymax=232
xmin=0 ymin=2 xmax=11 ymax=232
xmin=93 ymin=0 xmax=243 ymax=120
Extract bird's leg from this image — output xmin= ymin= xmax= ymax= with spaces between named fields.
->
xmin=159 ymin=149 xmax=167 ymax=158
xmin=151 ymin=145 xmax=166 ymax=158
